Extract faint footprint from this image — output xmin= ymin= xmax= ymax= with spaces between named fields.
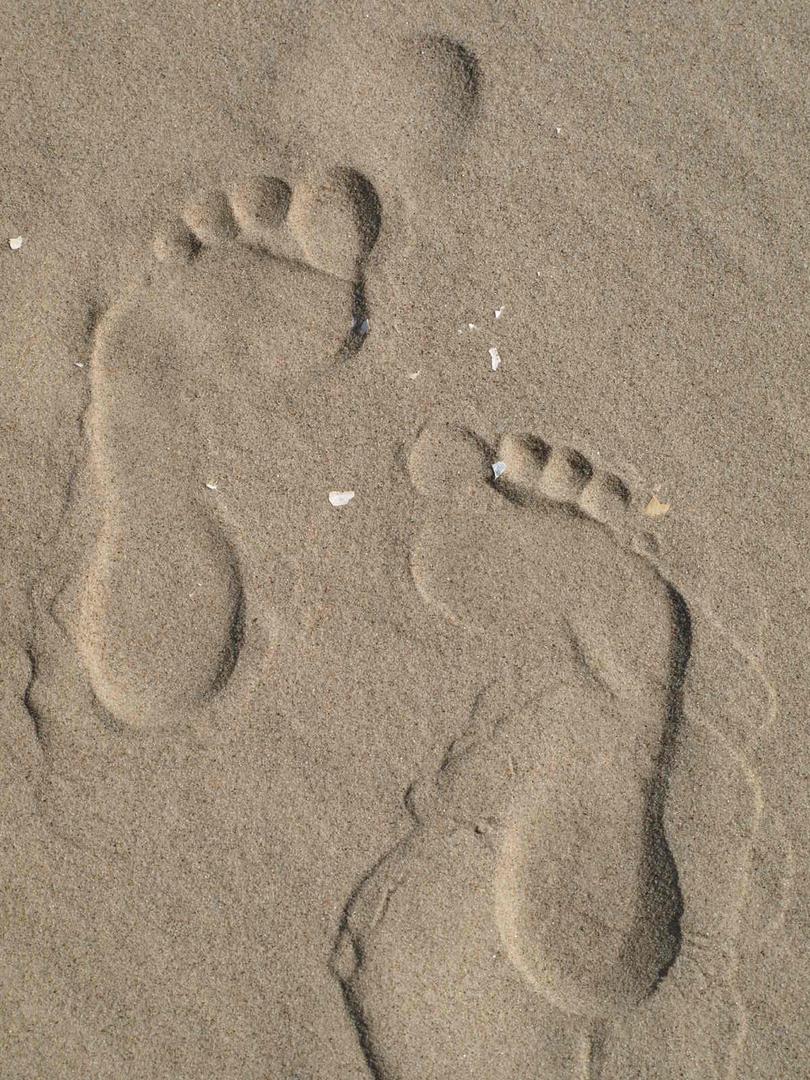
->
xmin=35 ymin=168 xmax=381 ymax=733
xmin=402 ymin=34 xmax=481 ymax=174
xmin=332 ymin=422 xmax=784 ymax=1079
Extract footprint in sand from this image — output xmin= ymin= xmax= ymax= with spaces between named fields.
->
xmin=36 ymin=168 xmax=381 ymax=733
xmin=332 ymin=422 xmax=786 ymax=1079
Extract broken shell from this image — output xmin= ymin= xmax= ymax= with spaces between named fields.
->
xmin=643 ymin=494 xmax=671 ymax=519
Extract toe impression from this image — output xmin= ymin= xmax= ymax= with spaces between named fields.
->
xmin=287 ymin=168 xmax=382 ymax=281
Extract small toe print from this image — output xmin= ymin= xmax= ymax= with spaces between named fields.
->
xmin=537 ymin=448 xmax=592 ymax=502
xmin=229 ymin=176 xmax=292 ymax=234
xmin=153 ymin=220 xmax=201 ymax=263
xmin=577 ymin=471 xmax=632 ymax=525
xmin=496 ymin=435 xmax=550 ymax=488
xmin=182 ymin=189 xmax=239 ymax=246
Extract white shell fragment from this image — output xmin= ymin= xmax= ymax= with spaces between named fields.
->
xmin=352 ymin=316 xmax=370 ymax=337
xmin=74 ymin=361 xmax=85 ymax=369
xmin=408 ymin=370 xmax=421 ymax=379
xmin=468 ymin=323 xmax=478 ymax=330
xmin=495 ymin=306 xmax=504 ymax=319
xmin=205 ymin=481 xmax=219 ymax=491
xmin=489 ymin=346 xmax=502 ymax=371
xmin=8 ymin=236 xmax=23 ymax=251
xmin=329 ymin=490 xmax=355 ymax=507
xmin=492 ymin=461 xmax=507 ymax=479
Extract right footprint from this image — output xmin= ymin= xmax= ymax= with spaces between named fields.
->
xmin=333 ymin=422 xmax=783 ymax=1079
xmin=43 ymin=167 xmax=381 ymax=732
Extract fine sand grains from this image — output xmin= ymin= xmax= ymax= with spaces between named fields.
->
xmin=2 ymin=5 xmax=805 ymax=1080
xmin=332 ymin=423 xmax=777 ymax=1079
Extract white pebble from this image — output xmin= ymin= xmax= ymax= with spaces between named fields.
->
xmin=489 ymin=346 xmax=502 ymax=371
xmin=8 ymin=236 xmax=23 ymax=251
xmin=74 ymin=361 xmax=85 ymax=369
xmin=495 ymin=306 xmax=504 ymax=319
xmin=468 ymin=323 xmax=478 ymax=331
xmin=492 ymin=461 xmax=507 ymax=479
xmin=408 ymin=370 xmax=420 ymax=379
xmin=205 ymin=481 xmax=218 ymax=491
xmin=329 ymin=490 xmax=355 ymax=507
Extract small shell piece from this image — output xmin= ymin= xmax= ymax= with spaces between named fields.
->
xmin=643 ymin=494 xmax=671 ymax=519
xmin=329 ymin=491 xmax=355 ymax=507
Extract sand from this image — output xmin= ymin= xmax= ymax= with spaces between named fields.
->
xmin=1 ymin=2 xmax=807 ymax=1078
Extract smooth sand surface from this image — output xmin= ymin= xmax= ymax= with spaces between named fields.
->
xmin=1 ymin=3 xmax=807 ymax=1078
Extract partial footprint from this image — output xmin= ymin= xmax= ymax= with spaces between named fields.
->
xmin=332 ymin=825 xmax=589 ymax=1080
xmin=272 ymin=31 xmax=481 ymax=190
xmin=403 ymin=33 xmax=481 ymax=167
xmin=39 ymin=168 xmax=382 ymax=732
xmin=334 ymin=423 xmax=779 ymax=1079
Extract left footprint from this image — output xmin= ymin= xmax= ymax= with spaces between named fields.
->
xmin=62 ymin=169 xmax=381 ymax=730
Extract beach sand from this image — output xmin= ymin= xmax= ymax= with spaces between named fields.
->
xmin=1 ymin=2 xmax=807 ymax=1077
